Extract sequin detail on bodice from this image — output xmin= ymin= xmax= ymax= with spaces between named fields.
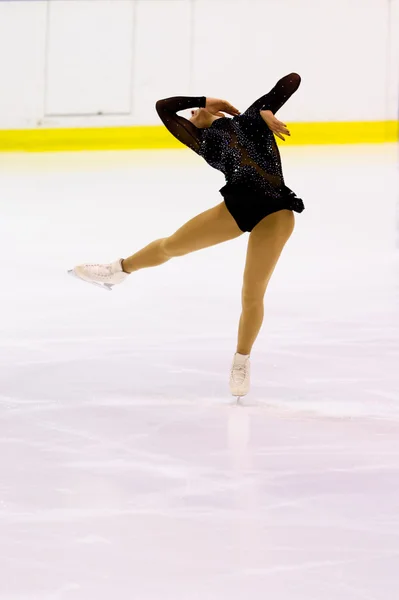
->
xmin=198 ymin=108 xmax=284 ymax=196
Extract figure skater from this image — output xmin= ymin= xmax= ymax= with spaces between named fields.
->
xmin=69 ymin=73 xmax=304 ymax=398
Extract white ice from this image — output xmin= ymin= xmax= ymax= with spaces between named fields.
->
xmin=0 ymin=145 xmax=398 ymax=600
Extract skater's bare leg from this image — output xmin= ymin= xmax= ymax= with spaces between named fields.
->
xmin=122 ymin=202 xmax=243 ymax=273
xmin=236 ymin=210 xmax=295 ymax=355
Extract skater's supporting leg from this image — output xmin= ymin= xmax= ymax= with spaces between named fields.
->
xmin=236 ymin=210 xmax=295 ymax=355
xmin=122 ymin=202 xmax=243 ymax=273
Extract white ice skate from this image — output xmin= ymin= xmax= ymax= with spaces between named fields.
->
xmin=230 ymin=353 xmax=251 ymax=399
xmin=68 ymin=259 xmax=128 ymax=291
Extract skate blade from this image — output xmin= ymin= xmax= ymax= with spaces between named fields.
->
xmin=231 ymin=391 xmax=248 ymax=403
xmin=67 ymin=270 xmax=113 ymax=292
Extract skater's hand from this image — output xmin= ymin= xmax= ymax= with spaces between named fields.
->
xmin=205 ymin=98 xmax=241 ymax=118
xmin=260 ymin=110 xmax=291 ymax=141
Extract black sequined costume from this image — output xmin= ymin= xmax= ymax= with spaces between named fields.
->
xmin=156 ymin=73 xmax=305 ymax=232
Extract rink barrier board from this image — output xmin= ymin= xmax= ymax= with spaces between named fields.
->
xmin=0 ymin=121 xmax=397 ymax=151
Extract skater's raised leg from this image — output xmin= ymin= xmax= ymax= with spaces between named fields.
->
xmin=70 ymin=201 xmax=243 ymax=289
xmin=122 ymin=201 xmax=242 ymax=273
xmin=230 ymin=210 xmax=295 ymax=397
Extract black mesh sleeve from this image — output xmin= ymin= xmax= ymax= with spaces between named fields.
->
xmin=243 ymin=73 xmax=301 ymax=116
xmin=155 ymin=96 xmax=207 ymax=152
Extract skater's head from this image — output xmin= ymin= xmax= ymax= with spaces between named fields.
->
xmin=190 ymin=108 xmax=225 ymax=128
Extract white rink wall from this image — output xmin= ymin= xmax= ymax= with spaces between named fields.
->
xmin=0 ymin=0 xmax=397 ymax=129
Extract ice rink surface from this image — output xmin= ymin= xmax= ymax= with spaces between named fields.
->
xmin=0 ymin=144 xmax=399 ymax=599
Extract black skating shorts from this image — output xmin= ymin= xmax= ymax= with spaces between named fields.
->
xmin=220 ymin=183 xmax=305 ymax=233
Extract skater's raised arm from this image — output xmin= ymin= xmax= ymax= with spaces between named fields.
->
xmin=243 ymin=73 xmax=301 ymax=116
xmin=155 ymin=96 xmax=206 ymax=153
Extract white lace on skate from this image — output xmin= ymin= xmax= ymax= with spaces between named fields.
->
xmin=230 ymin=355 xmax=251 ymax=398
xmin=83 ymin=264 xmax=115 ymax=280
xmin=231 ymin=363 xmax=247 ymax=385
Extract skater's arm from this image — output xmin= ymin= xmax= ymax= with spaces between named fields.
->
xmin=155 ymin=96 xmax=206 ymax=152
xmin=243 ymin=73 xmax=301 ymax=116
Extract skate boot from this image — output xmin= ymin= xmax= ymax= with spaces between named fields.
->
xmin=230 ymin=353 xmax=251 ymax=398
xmin=68 ymin=259 xmax=128 ymax=291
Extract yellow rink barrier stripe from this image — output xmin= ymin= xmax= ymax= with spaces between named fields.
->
xmin=0 ymin=121 xmax=397 ymax=152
